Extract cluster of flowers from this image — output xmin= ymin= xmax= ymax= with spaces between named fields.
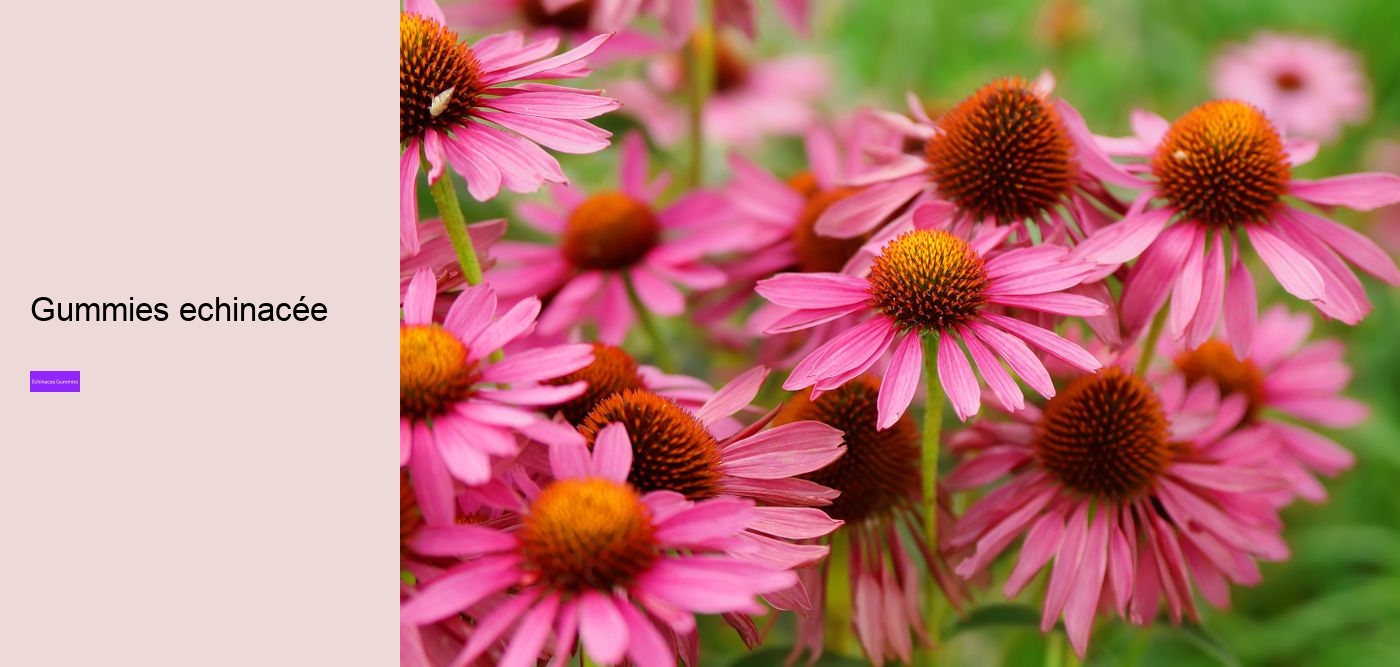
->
xmin=399 ymin=1 xmax=1399 ymax=665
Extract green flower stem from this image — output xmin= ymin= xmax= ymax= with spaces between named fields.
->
xmin=1137 ymin=305 xmax=1168 ymax=377
xmin=424 ymin=168 xmax=485 ymax=288
xmin=623 ymin=274 xmax=678 ymax=373
xmin=685 ymin=2 xmax=715 ymax=187
xmin=919 ymin=332 xmax=946 ymax=666
xmin=824 ymin=530 xmax=855 ymax=656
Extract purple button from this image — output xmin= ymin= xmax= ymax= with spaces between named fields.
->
xmin=31 ymin=371 xmax=80 ymax=392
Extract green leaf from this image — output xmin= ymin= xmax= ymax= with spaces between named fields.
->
xmin=946 ymin=603 xmax=1043 ymax=637
xmin=1172 ymin=623 xmax=1241 ymax=667
xmin=726 ymin=647 xmax=866 ymax=667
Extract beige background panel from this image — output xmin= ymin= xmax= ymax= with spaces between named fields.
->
xmin=0 ymin=2 xmax=396 ymax=664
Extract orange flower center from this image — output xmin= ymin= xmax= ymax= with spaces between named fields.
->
xmin=400 ymin=12 xmax=483 ymax=144
xmin=579 ymin=390 xmax=725 ymax=500
xmin=790 ymin=186 xmax=869 ymax=273
xmin=924 ymin=77 xmax=1078 ymax=222
xmin=562 ymin=192 xmax=662 ymax=271
xmin=867 ymin=230 xmax=990 ymax=332
xmin=519 ymin=478 xmax=660 ymax=591
xmin=777 ymin=377 xmax=920 ymax=522
xmin=1173 ymin=340 xmax=1266 ymax=422
xmin=1034 ymin=368 xmax=1171 ymax=500
xmin=1152 ymin=100 xmax=1291 ymax=228
xmin=522 ymin=0 xmax=594 ymax=30
xmin=547 ymin=343 xmax=648 ymax=425
xmin=400 ymin=324 xmax=480 ymax=421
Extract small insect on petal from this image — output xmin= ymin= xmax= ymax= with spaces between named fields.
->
xmin=430 ymin=88 xmax=455 ymax=118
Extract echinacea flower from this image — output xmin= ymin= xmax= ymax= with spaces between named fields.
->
xmin=949 ymin=367 xmax=1289 ymax=657
xmin=400 ymin=218 xmax=505 ymax=319
xmin=1079 ymin=99 xmax=1400 ymax=351
xmin=815 ymin=75 xmax=1139 ymax=243
xmin=757 ymin=227 xmax=1106 ymax=425
xmin=491 ymin=132 xmax=736 ymax=344
xmin=700 ymin=117 xmax=900 ymax=365
xmin=776 ymin=376 xmax=967 ymax=666
xmin=400 ymin=422 xmax=799 ymax=667
xmin=1162 ymin=306 xmax=1363 ymax=502
xmin=400 ymin=0 xmax=618 ymax=252
xmin=400 ymin=268 xmax=593 ymax=523
xmin=647 ymin=0 xmax=811 ymax=43
xmin=544 ymin=341 xmax=719 ymax=425
xmin=610 ymin=32 xmax=829 ymax=148
xmin=1211 ymin=31 xmax=1370 ymax=143
xmin=439 ymin=0 xmax=665 ymax=67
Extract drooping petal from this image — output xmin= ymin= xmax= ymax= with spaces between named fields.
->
xmin=876 ymin=331 xmax=924 ymax=429
xmin=1288 ymin=172 xmax=1400 ymax=211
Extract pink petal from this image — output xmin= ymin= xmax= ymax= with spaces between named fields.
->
xmin=1224 ymin=251 xmax=1258 ymax=359
xmin=966 ymin=322 xmax=1054 ymax=398
xmin=401 ymin=268 xmax=437 ymax=326
xmin=937 ymin=333 xmax=981 ymax=421
xmin=1185 ymin=234 xmax=1226 ymax=348
xmin=592 ymin=422 xmax=633 ymax=482
xmin=549 ymin=432 xmax=593 ymax=480
xmin=785 ymin=318 xmax=895 ymax=390
xmin=481 ymin=343 xmax=594 ymax=385
xmin=1283 ymin=206 xmax=1400 ymax=285
xmin=815 ymin=176 xmax=928 ymax=238
xmin=1072 ymin=206 xmax=1175 ymax=265
xmin=412 ymin=524 xmax=517 ymax=557
xmin=407 ymin=424 xmax=455 ymax=524
xmin=960 ymin=328 xmax=1024 ymax=413
xmin=499 ymin=594 xmax=561 ymax=667
xmin=1042 ymin=504 xmax=1088 ymax=633
xmin=400 ymin=419 xmax=413 ymax=466
xmin=1247 ymin=224 xmax=1325 ymax=300
xmin=400 ymin=146 xmax=422 ymax=254
xmin=403 ymin=0 xmax=446 ymax=23
xmin=1167 ymin=226 xmax=1207 ymax=340
xmin=579 ymin=592 xmax=629 ymax=665
xmin=981 ymin=313 xmax=1102 ymax=372
xmin=654 ymin=497 xmax=754 ymax=545
xmin=486 ymin=112 xmax=612 ymax=154
xmin=629 ymin=267 xmax=686 ymax=316
xmin=748 ymin=506 xmax=842 ymax=539
xmin=618 ymin=602 xmax=673 ymax=667
xmin=452 ymin=588 xmax=541 ymax=666
xmin=695 ymin=366 xmax=769 ymax=426
xmin=400 ymin=556 xmax=519 ymax=625
xmin=1289 ymin=172 xmax=1400 ymax=211
xmin=755 ymin=272 xmax=873 ymax=309
xmin=876 ymin=332 xmax=924 ymax=429
xmin=722 ymin=422 xmax=846 ymax=478
xmin=1004 ymin=513 xmax=1065 ymax=597
xmin=1063 ymin=511 xmax=1109 ymax=658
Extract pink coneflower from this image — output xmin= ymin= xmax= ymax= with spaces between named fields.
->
xmin=610 ymin=32 xmax=829 ymax=148
xmin=775 ymin=377 xmax=967 ymax=666
xmin=1211 ymin=32 xmax=1370 ymax=143
xmin=575 ymin=365 xmax=845 ymax=511
xmin=698 ymin=119 xmax=900 ymax=365
xmin=949 ymin=367 xmax=1289 ymax=658
xmin=543 ymin=341 xmax=719 ymax=425
xmin=757 ymin=227 xmax=1106 ymax=425
xmin=399 ymin=0 xmax=618 ymax=253
xmin=1162 ymin=306 xmax=1363 ymax=502
xmin=439 ymin=0 xmax=664 ymax=66
xmin=400 ymin=422 xmax=799 ymax=667
xmin=646 ymin=0 xmax=810 ymax=43
xmin=1078 ymin=99 xmax=1400 ymax=351
xmin=400 ymin=268 xmax=593 ymax=523
xmin=400 ymin=218 xmax=505 ymax=320
xmin=815 ymin=75 xmax=1140 ymax=243
xmin=490 ymin=132 xmax=736 ymax=344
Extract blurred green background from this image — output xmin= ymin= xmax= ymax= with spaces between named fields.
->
xmin=447 ymin=0 xmax=1400 ymax=664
